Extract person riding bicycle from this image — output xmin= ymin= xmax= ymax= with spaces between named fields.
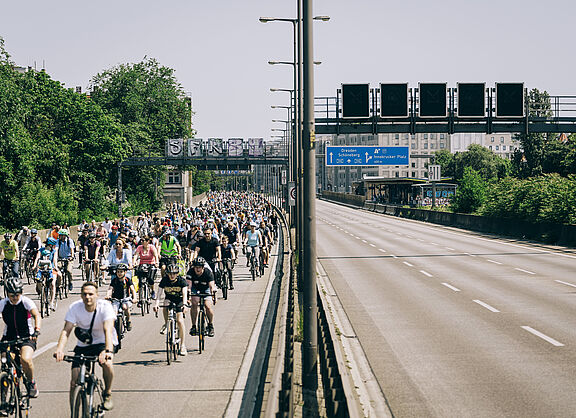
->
xmin=106 ymin=264 xmax=136 ymax=332
xmin=105 ymin=239 xmax=133 ymax=282
xmin=154 ymin=264 xmax=188 ymax=356
xmin=186 ymin=257 xmax=216 ymax=337
xmin=259 ymin=220 xmax=273 ymax=267
xmin=220 ymin=235 xmax=236 ymax=290
xmin=133 ymin=235 xmax=159 ymax=300
xmin=57 ymin=229 xmax=76 ymax=291
xmin=243 ymin=222 xmax=262 ymax=268
xmin=0 ymin=277 xmax=41 ymax=398
xmin=83 ymin=233 xmax=102 ymax=281
xmin=159 ymin=231 xmax=181 ymax=278
xmin=33 ymin=238 xmax=61 ymax=311
xmin=108 ymin=225 xmax=120 ymax=248
xmin=1 ymin=233 xmax=20 ymax=278
xmin=54 ymin=281 xmax=116 ymax=411
xmin=222 ymin=222 xmax=239 ymax=258
xmin=77 ymin=228 xmax=90 ymax=268
xmin=22 ymin=228 xmax=42 ymax=274
xmin=192 ymin=227 xmax=221 ymax=286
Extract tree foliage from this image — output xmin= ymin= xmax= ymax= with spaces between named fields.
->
xmin=450 ymin=167 xmax=487 ymax=214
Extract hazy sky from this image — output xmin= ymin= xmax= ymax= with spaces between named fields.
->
xmin=1 ymin=0 xmax=574 ymax=141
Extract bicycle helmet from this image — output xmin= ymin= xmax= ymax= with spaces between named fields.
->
xmin=88 ymin=232 xmax=97 ymax=239
xmin=5 ymin=277 xmax=24 ymax=294
xmin=166 ymin=264 xmax=180 ymax=274
xmin=193 ymin=257 xmax=206 ymax=267
xmin=58 ymin=229 xmax=69 ymax=236
xmin=30 ymin=228 xmax=38 ymax=235
xmin=116 ymin=263 xmax=128 ymax=271
xmin=128 ymin=231 xmax=137 ymax=238
xmin=4 ymin=233 xmax=12 ymax=240
xmin=40 ymin=248 xmax=51 ymax=257
xmin=46 ymin=237 xmax=57 ymax=245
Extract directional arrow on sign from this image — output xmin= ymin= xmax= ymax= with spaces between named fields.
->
xmin=365 ymin=152 xmax=372 ymax=163
xmin=329 ymin=152 xmax=333 ymax=163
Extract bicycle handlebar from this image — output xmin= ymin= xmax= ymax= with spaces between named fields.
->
xmin=61 ymin=354 xmax=99 ymax=363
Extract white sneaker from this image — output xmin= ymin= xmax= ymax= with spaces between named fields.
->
xmin=179 ymin=346 xmax=187 ymax=356
xmin=50 ymin=303 xmax=56 ymax=311
xmin=159 ymin=324 xmax=166 ymax=335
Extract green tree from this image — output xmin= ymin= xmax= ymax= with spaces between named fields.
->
xmin=451 ymin=167 xmax=487 ymax=213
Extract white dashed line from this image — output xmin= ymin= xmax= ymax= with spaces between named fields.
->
xmin=473 ymin=300 xmax=500 ymax=313
xmin=417 ymin=238 xmax=425 ymax=242
xmin=391 ymin=255 xmax=398 ymax=259
xmin=420 ymin=270 xmax=432 ymax=277
xmin=555 ymin=280 xmax=576 ymax=288
xmin=355 ymin=236 xmax=361 ymax=240
xmin=464 ymin=253 xmax=476 ymax=257
xmin=378 ymin=249 xmax=386 ymax=253
xmin=486 ymin=259 xmax=502 ymax=265
xmin=33 ymin=342 xmax=57 ymax=358
xmin=521 ymin=326 xmax=564 ymax=347
xmin=445 ymin=247 xmax=455 ymax=251
xmin=369 ymin=244 xmax=376 ymax=248
xmin=515 ymin=268 xmax=535 ymax=275
xmin=403 ymin=261 xmax=413 ymax=267
xmin=430 ymin=243 xmax=439 ymax=246
xmin=362 ymin=240 xmax=368 ymax=243
xmin=442 ymin=283 xmax=461 ymax=292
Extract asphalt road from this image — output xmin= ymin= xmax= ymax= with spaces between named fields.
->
xmin=317 ymin=199 xmax=576 ymax=418
xmin=20 ymin=249 xmax=277 ymax=418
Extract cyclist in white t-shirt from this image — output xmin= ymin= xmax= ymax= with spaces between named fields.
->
xmin=54 ymin=281 xmax=117 ymax=411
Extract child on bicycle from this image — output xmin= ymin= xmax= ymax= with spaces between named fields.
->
xmin=106 ymin=264 xmax=136 ymax=331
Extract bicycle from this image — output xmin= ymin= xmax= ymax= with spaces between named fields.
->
xmin=36 ymin=260 xmax=54 ymax=318
xmin=220 ymin=258 xmax=233 ymax=300
xmin=191 ymin=291 xmax=215 ymax=354
xmin=62 ymin=354 xmax=106 ymax=418
xmin=1 ymin=260 xmax=16 ymax=289
xmin=0 ymin=337 xmax=33 ymax=417
xmin=258 ymin=247 xmax=265 ymax=277
xmin=109 ymin=298 xmax=127 ymax=352
xmin=245 ymin=246 xmax=258 ymax=281
xmin=135 ymin=264 xmax=155 ymax=316
xmin=22 ymin=251 xmax=35 ymax=286
xmin=58 ymin=257 xmax=73 ymax=298
xmin=155 ymin=301 xmax=182 ymax=364
xmin=84 ymin=259 xmax=98 ymax=283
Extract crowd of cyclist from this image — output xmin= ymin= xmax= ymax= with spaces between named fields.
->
xmin=0 ymin=190 xmax=280 ymax=413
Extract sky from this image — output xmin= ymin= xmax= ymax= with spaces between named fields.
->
xmin=1 ymin=0 xmax=574 ymax=142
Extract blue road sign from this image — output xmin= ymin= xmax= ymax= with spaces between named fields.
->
xmin=325 ymin=146 xmax=409 ymax=166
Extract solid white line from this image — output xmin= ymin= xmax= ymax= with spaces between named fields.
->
xmin=403 ymin=261 xmax=413 ymax=267
xmin=442 ymin=283 xmax=461 ymax=292
xmin=369 ymin=244 xmax=376 ymax=248
xmin=515 ymin=268 xmax=536 ymax=275
xmin=378 ymin=248 xmax=386 ymax=253
xmin=487 ymin=259 xmax=502 ymax=265
xmin=473 ymin=300 xmax=500 ymax=313
xmin=33 ymin=342 xmax=57 ymax=359
xmin=521 ymin=326 xmax=564 ymax=347
xmin=420 ymin=270 xmax=432 ymax=277
xmin=555 ymin=280 xmax=576 ymax=288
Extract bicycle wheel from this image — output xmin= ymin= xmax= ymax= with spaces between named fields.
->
xmin=0 ymin=372 xmax=19 ymax=417
xmin=43 ymin=286 xmax=50 ymax=317
xmin=39 ymin=284 xmax=45 ymax=319
xmin=63 ymin=273 xmax=69 ymax=298
xmin=166 ymin=320 xmax=173 ymax=365
xmin=115 ymin=316 xmax=123 ymax=351
xmin=172 ymin=324 xmax=179 ymax=362
xmin=221 ymin=271 xmax=228 ymax=300
xmin=71 ymin=385 xmax=88 ymax=418
xmin=140 ymin=285 xmax=146 ymax=317
xmin=198 ymin=311 xmax=206 ymax=354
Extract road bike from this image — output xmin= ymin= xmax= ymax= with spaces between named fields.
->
xmin=109 ymin=298 xmax=127 ymax=352
xmin=0 ymin=337 xmax=33 ymax=417
xmin=246 ymin=246 xmax=258 ymax=281
xmin=21 ymin=251 xmax=35 ymax=286
xmin=191 ymin=291 xmax=215 ymax=354
xmin=37 ymin=260 xmax=54 ymax=318
xmin=220 ymin=258 xmax=234 ymax=300
xmin=58 ymin=258 xmax=73 ymax=298
xmin=156 ymin=301 xmax=182 ymax=364
xmin=62 ymin=354 xmax=106 ymax=418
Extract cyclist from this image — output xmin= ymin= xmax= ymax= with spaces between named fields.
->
xmin=133 ymin=235 xmax=159 ymax=300
xmin=153 ymin=264 xmax=188 ymax=356
xmin=56 ymin=229 xmax=76 ymax=291
xmin=54 ymin=281 xmax=116 ymax=411
xmin=106 ymin=264 xmax=135 ymax=331
xmin=192 ymin=227 xmax=221 ymax=285
xmin=15 ymin=227 xmax=30 ymax=253
xmin=1 ymin=233 xmax=20 ymax=277
xmin=158 ymin=231 xmax=181 ymax=279
xmin=33 ymin=238 xmax=61 ymax=310
xmin=243 ymin=222 xmax=262 ymax=269
xmin=176 ymin=228 xmax=188 ymax=259
xmin=259 ymin=220 xmax=273 ymax=267
xmin=77 ymin=228 xmax=90 ymax=268
xmin=22 ymin=228 xmax=42 ymax=274
xmin=187 ymin=257 xmax=216 ymax=337
xmin=220 ymin=235 xmax=236 ymax=290
xmin=83 ymin=233 xmax=102 ymax=281
xmin=106 ymin=239 xmax=132 ymax=281
xmin=108 ymin=225 xmax=120 ymax=249
xmin=222 ymin=222 xmax=239 ymax=258
xmin=0 ymin=277 xmax=41 ymax=398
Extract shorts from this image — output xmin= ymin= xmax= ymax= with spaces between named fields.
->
xmin=1 ymin=337 xmax=36 ymax=351
xmin=162 ymin=300 xmax=184 ymax=312
xmin=159 ymin=257 xmax=177 ymax=267
xmin=72 ymin=343 xmax=106 ymax=368
xmin=190 ymin=288 xmax=212 ymax=300
xmin=112 ymin=298 xmax=133 ymax=313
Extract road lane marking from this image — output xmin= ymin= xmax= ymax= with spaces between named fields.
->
xmin=430 ymin=243 xmax=439 ymax=246
xmin=515 ymin=268 xmax=535 ymax=275
xmin=403 ymin=261 xmax=413 ymax=267
xmin=473 ymin=300 xmax=500 ymax=313
xmin=362 ymin=240 xmax=368 ymax=243
xmin=417 ymin=238 xmax=425 ymax=242
xmin=445 ymin=247 xmax=455 ymax=251
xmin=355 ymin=236 xmax=361 ymax=240
xmin=33 ymin=342 xmax=57 ymax=358
xmin=555 ymin=280 xmax=576 ymax=288
xmin=487 ymin=259 xmax=502 ymax=265
xmin=464 ymin=252 xmax=476 ymax=257
xmin=521 ymin=326 xmax=564 ymax=347
xmin=391 ymin=255 xmax=398 ymax=259
xmin=420 ymin=270 xmax=432 ymax=277
xmin=378 ymin=249 xmax=386 ymax=252
xmin=369 ymin=244 xmax=376 ymax=247
xmin=442 ymin=283 xmax=461 ymax=292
